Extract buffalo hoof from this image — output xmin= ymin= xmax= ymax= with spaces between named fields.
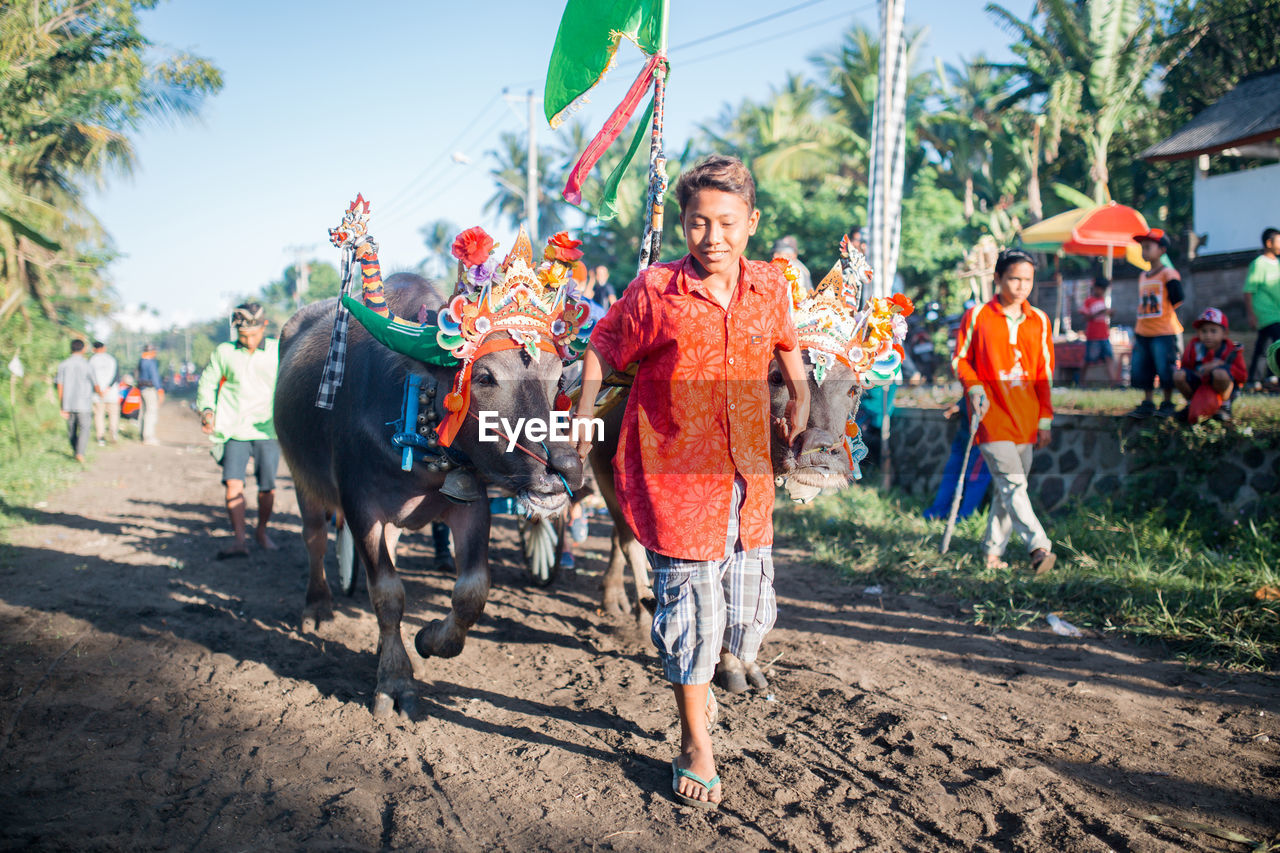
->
xmin=372 ymin=684 xmax=417 ymax=720
xmin=634 ymin=607 xmax=653 ymax=636
xmin=602 ymin=585 xmax=630 ymax=618
xmin=745 ymin=661 xmax=769 ymax=690
xmin=414 ymin=621 xmax=465 ymax=659
xmin=715 ymin=652 xmax=750 ymax=694
xmin=433 ymin=554 xmax=456 ymax=574
xmin=301 ymin=599 xmax=334 ymax=632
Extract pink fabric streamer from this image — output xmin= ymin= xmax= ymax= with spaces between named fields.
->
xmin=562 ymin=52 xmax=661 ymax=206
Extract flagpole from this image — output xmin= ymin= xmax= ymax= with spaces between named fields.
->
xmin=636 ymin=0 xmax=670 ymax=273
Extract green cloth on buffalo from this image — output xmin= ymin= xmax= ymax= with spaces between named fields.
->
xmin=342 ymin=295 xmax=459 ymax=367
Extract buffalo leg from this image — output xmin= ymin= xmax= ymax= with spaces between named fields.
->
xmin=591 ymin=448 xmax=633 ymax=618
xmin=351 ymin=513 xmax=416 ymax=718
xmin=299 ymin=494 xmax=334 ymax=630
xmin=415 ymin=500 xmax=490 ymax=660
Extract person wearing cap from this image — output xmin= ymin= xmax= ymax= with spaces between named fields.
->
xmin=1244 ymin=227 xmax=1280 ymax=389
xmin=1127 ymin=228 xmax=1184 ymax=419
xmin=770 ymin=235 xmax=812 ymax=294
xmin=195 ymin=302 xmax=282 ymax=559
xmin=1173 ymin=307 xmax=1247 ymax=423
xmin=136 ymin=342 xmax=164 ymax=444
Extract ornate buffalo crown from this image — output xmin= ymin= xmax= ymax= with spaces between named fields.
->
xmin=776 ymin=235 xmax=914 ymax=387
xmin=436 ymin=226 xmax=593 ymax=363
xmin=328 ymin=193 xmax=371 ymax=247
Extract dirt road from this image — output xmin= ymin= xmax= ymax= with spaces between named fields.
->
xmin=1 ymin=404 xmax=1276 ymax=851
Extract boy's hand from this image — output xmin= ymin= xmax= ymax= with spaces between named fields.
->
xmin=572 ymin=409 xmax=594 ymax=461
xmin=967 ymin=386 xmax=990 ymax=421
xmin=785 ymin=392 xmax=810 ymax=442
xmin=774 ymin=391 xmax=810 ymax=443
xmin=1036 ymin=428 xmax=1052 ymax=449
xmin=1198 ymin=359 xmax=1223 ymax=377
xmin=200 ymin=409 xmax=215 ymax=435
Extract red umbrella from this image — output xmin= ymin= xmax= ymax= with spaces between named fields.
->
xmin=1061 ymin=202 xmax=1150 ymax=271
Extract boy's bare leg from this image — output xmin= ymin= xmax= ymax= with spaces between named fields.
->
xmin=673 ymin=683 xmax=721 ymax=804
xmin=222 ymin=479 xmax=249 ymax=557
xmin=256 ymin=490 xmax=277 ymax=550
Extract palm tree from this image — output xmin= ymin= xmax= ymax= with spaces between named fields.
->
xmin=482 ymin=129 xmax=573 ymax=239
xmin=985 ymin=0 xmax=1160 ymax=203
xmin=418 ymin=218 xmax=458 ymax=279
xmin=0 ymin=0 xmax=221 ymax=321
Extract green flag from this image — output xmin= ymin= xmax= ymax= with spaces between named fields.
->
xmin=544 ymin=0 xmax=666 ymax=129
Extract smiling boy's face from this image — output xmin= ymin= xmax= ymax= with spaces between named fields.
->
xmin=680 ymin=189 xmax=759 ymax=280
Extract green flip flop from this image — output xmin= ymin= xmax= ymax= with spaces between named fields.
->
xmin=671 ymin=758 xmax=721 ymax=810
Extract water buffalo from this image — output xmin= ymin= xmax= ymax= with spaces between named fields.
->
xmin=274 ymin=272 xmax=582 ymax=717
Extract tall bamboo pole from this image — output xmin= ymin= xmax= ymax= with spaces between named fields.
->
xmin=636 ymin=0 xmax=670 ymax=273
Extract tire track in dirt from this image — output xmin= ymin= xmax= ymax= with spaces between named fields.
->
xmin=0 ymin=404 xmax=1276 ymax=851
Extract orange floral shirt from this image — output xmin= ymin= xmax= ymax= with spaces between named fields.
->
xmin=591 ymin=256 xmax=799 ymax=561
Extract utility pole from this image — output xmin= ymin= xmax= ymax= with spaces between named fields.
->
xmin=504 ymin=89 xmax=542 ymax=243
xmin=527 ymin=89 xmax=538 ymax=244
xmin=283 ymin=244 xmax=317 ymax=309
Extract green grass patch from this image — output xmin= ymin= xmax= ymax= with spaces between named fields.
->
xmin=898 ymin=384 xmax=1280 ymax=429
xmin=775 ymin=487 xmax=1280 ymax=671
xmin=0 ymin=396 xmax=98 ymax=530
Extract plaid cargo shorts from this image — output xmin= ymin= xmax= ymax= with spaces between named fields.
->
xmin=646 ymin=476 xmax=778 ymax=684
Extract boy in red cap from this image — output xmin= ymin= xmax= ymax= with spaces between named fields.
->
xmin=1127 ymin=228 xmax=1184 ymax=419
xmin=1173 ymin=307 xmax=1246 ymax=423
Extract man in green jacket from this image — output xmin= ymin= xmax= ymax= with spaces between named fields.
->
xmin=196 ymin=302 xmax=281 ymax=559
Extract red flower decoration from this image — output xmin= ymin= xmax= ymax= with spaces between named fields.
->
xmin=889 ymin=293 xmax=915 ymax=317
xmin=544 ymin=231 xmax=583 ymax=263
xmin=452 ymin=226 xmax=495 ymax=267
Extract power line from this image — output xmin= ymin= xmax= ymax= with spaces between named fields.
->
xmin=614 ymin=0 xmax=839 ymax=70
xmin=670 ymin=0 xmax=833 ymax=52
xmin=377 ymin=111 xmax=515 ymax=227
xmin=679 ymin=8 xmax=872 ymax=69
xmin=377 ymin=91 xmax=504 ymax=218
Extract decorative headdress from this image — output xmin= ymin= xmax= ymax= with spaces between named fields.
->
xmin=319 ymin=195 xmax=594 ymax=446
xmin=776 ymin=235 xmax=914 ymax=388
xmin=436 ymin=227 xmax=593 ymax=364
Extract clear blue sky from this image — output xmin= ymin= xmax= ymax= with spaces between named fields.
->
xmin=87 ymin=0 xmax=1016 ymax=330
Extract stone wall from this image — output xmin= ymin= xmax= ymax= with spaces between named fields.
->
xmin=886 ymin=406 xmax=1280 ymax=514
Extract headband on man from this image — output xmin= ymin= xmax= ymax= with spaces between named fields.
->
xmin=232 ymin=304 xmax=266 ymax=328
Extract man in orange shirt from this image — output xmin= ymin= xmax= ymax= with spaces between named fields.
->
xmin=953 ymin=248 xmax=1056 ymax=574
xmin=1127 ymin=228 xmax=1184 ymax=418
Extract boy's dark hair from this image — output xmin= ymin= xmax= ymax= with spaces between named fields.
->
xmin=994 ymin=248 xmax=1037 ymax=277
xmin=70 ymin=339 xmax=85 ymax=353
xmin=1092 ymin=276 xmax=1110 ymax=291
xmin=92 ymin=340 xmax=105 ymax=349
xmin=675 ymin=154 xmax=756 ymax=215
xmin=1262 ymin=228 xmax=1279 ymax=246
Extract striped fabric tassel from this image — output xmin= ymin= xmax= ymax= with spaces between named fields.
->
xmin=315 ymin=245 xmax=357 ymax=409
